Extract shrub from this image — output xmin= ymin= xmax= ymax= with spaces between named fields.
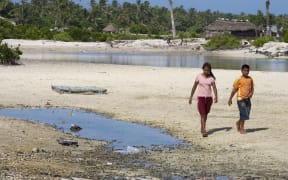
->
xmin=0 ymin=40 xmax=23 ymax=65
xmin=24 ymin=27 xmax=43 ymax=40
xmin=252 ymin=36 xmax=274 ymax=47
xmin=53 ymin=32 xmax=74 ymax=42
xmin=66 ymin=26 xmax=90 ymax=42
xmin=91 ymin=32 xmax=149 ymax=42
xmin=129 ymin=24 xmax=149 ymax=34
xmin=178 ymin=31 xmax=200 ymax=39
xmin=282 ymin=28 xmax=288 ymax=43
xmin=91 ymin=32 xmax=108 ymax=42
xmin=204 ymin=33 xmax=241 ymax=51
xmin=0 ymin=18 xmax=15 ymax=39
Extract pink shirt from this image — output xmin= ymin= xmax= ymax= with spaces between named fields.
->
xmin=195 ymin=74 xmax=215 ymax=97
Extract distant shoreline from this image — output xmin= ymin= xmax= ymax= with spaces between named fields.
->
xmin=4 ymin=38 xmax=288 ymax=59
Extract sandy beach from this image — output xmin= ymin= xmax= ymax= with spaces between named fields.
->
xmin=0 ymin=57 xmax=288 ymax=178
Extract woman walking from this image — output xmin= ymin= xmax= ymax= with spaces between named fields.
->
xmin=189 ymin=63 xmax=218 ymax=137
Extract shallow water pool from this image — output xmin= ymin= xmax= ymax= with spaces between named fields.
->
xmin=23 ymin=51 xmax=288 ymax=72
xmin=0 ymin=108 xmax=184 ymax=151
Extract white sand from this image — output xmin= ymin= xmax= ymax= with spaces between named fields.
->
xmin=0 ymin=61 xmax=287 ymax=167
xmin=3 ymin=39 xmax=270 ymax=59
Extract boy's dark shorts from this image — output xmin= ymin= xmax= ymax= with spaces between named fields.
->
xmin=198 ymin=97 xmax=213 ymax=115
xmin=237 ymin=98 xmax=251 ymax=121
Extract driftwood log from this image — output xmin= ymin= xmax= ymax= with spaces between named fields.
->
xmin=51 ymin=85 xmax=107 ymax=95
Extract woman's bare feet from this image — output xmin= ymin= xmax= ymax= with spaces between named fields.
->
xmin=201 ymin=129 xmax=208 ymax=137
xmin=202 ymin=132 xmax=208 ymax=137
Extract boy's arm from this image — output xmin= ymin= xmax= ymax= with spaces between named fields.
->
xmin=189 ymin=81 xmax=199 ymax=104
xmin=228 ymin=88 xmax=237 ymax=106
xmin=247 ymin=87 xmax=254 ymax=98
xmin=247 ymin=79 xmax=254 ymax=98
xmin=212 ymin=82 xmax=218 ymax=103
xmin=229 ymin=79 xmax=239 ymax=106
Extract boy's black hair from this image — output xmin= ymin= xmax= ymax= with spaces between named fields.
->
xmin=202 ymin=62 xmax=216 ymax=80
xmin=241 ymin=64 xmax=250 ymax=70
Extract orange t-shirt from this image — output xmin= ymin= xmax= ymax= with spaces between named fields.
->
xmin=233 ymin=76 xmax=254 ymax=100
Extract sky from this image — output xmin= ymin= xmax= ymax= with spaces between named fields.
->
xmin=119 ymin=0 xmax=286 ymax=15
xmin=13 ymin=0 xmax=287 ymax=15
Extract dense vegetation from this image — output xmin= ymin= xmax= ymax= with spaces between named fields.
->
xmin=252 ymin=36 xmax=274 ymax=47
xmin=0 ymin=0 xmax=288 ymax=42
xmin=283 ymin=28 xmax=288 ymax=43
xmin=204 ymin=33 xmax=241 ymax=50
xmin=0 ymin=40 xmax=22 ymax=64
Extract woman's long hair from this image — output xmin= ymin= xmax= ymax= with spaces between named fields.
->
xmin=202 ymin=62 xmax=216 ymax=80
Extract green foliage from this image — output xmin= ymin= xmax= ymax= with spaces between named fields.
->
xmin=204 ymin=33 xmax=241 ymax=51
xmin=91 ymin=32 xmax=108 ymax=42
xmin=129 ymin=24 xmax=149 ymax=34
xmin=24 ymin=27 xmax=43 ymax=40
xmin=0 ymin=1 xmax=287 ymax=42
xmin=282 ymin=28 xmax=288 ymax=43
xmin=66 ymin=26 xmax=91 ymax=42
xmin=91 ymin=33 xmax=149 ymax=42
xmin=53 ymin=32 xmax=74 ymax=42
xmin=252 ymin=36 xmax=274 ymax=47
xmin=0 ymin=18 xmax=15 ymax=39
xmin=178 ymin=31 xmax=200 ymax=39
xmin=0 ymin=40 xmax=23 ymax=65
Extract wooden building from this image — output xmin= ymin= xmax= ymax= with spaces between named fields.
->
xmin=103 ymin=24 xmax=117 ymax=34
xmin=206 ymin=19 xmax=258 ymax=39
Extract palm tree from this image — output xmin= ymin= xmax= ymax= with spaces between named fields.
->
xmin=266 ymin=0 xmax=271 ymax=36
xmin=168 ymin=0 xmax=176 ymax=38
xmin=0 ymin=0 xmax=9 ymax=13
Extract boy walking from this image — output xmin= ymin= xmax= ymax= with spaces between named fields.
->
xmin=228 ymin=64 xmax=254 ymax=134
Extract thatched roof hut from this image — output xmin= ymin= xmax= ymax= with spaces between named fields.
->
xmin=206 ymin=20 xmax=258 ymax=38
xmin=103 ymin=24 xmax=117 ymax=33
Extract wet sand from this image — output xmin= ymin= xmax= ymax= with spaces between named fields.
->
xmin=0 ymin=60 xmax=288 ymax=178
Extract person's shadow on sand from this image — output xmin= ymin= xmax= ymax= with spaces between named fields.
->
xmin=207 ymin=127 xmax=232 ymax=135
xmin=246 ymin=128 xmax=269 ymax=133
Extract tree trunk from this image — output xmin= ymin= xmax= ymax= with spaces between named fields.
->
xmin=168 ymin=0 xmax=176 ymax=38
xmin=266 ymin=0 xmax=271 ymax=37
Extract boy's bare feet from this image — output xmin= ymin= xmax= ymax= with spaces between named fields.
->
xmin=239 ymin=121 xmax=246 ymax=134
xmin=236 ymin=120 xmax=240 ymax=132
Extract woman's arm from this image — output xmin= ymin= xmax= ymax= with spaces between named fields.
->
xmin=212 ymin=82 xmax=218 ymax=103
xmin=189 ymin=81 xmax=198 ymax=104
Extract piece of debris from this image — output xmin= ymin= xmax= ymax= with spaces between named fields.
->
xmin=106 ymin=162 xmax=113 ymax=166
xmin=57 ymin=138 xmax=78 ymax=146
xmin=46 ymin=102 xmax=51 ymax=106
xmin=32 ymin=147 xmax=40 ymax=153
xmin=127 ymin=146 xmax=141 ymax=154
xmin=70 ymin=124 xmax=82 ymax=132
xmin=115 ymin=146 xmax=141 ymax=154
xmin=51 ymin=85 xmax=107 ymax=95
xmin=71 ymin=177 xmax=92 ymax=180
